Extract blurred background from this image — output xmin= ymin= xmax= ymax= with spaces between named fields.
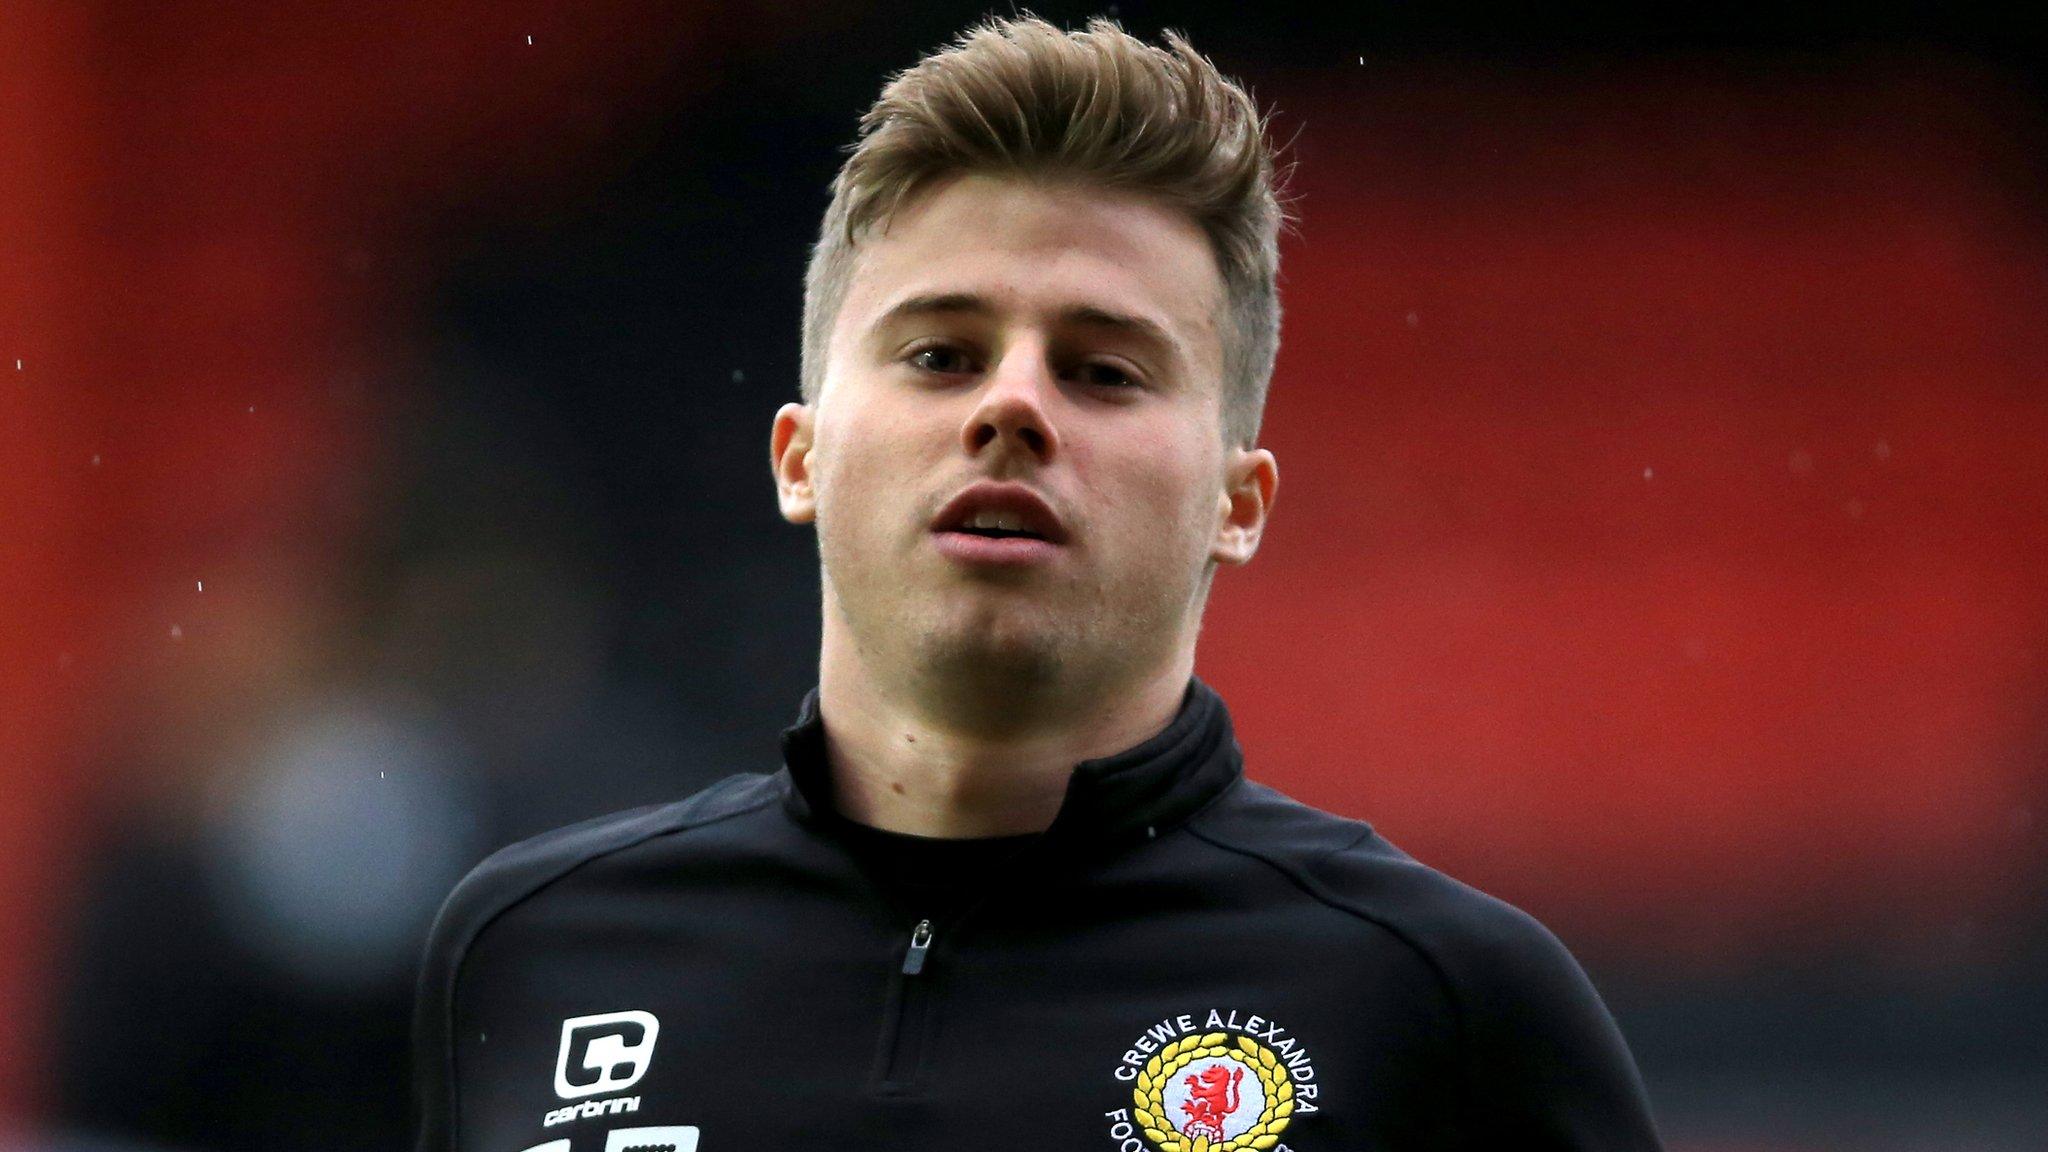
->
xmin=4 ymin=2 xmax=2045 ymax=1149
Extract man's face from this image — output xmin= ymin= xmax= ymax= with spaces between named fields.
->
xmin=773 ymin=172 xmax=1275 ymax=704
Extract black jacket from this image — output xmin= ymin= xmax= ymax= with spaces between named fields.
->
xmin=412 ymin=677 xmax=1664 ymax=1151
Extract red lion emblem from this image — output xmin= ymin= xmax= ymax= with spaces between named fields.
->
xmin=1178 ymin=1061 xmax=1245 ymax=1139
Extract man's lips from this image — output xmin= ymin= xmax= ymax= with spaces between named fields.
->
xmin=931 ymin=530 xmax=1063 ymax=566
xmin=929 ymin=481 xmax=1069 ymax=544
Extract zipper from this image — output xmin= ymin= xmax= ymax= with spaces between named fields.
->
xmin=901 ymin=917 xmax=934 ymax=974
xmin=874 ymin=917 xmax=936 ymax=1089
xmin=865 ymin=845 xmax=1035 ymax=1092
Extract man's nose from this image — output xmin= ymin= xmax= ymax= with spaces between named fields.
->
xmin=962 ymin=344 xmax=1060 ymax=461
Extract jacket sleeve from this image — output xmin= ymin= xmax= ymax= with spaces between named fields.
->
xmin=408 ymin=799 xmax=687 ymax=1152
xmin=1450 ymin=900 xmax=1664 ymax=1150
xmin=410 ymin=857 xmax=476 ymax=1152
xmin=407 ymin=832 xmax=563 ymax=1152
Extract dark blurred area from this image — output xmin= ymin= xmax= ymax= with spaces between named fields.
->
xmin=4 ymin=3 xmax=2046 ymax=1150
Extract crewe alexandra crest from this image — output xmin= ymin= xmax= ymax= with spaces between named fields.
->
xmin=1104 ymin=1010 xmax=1320 ymax=1152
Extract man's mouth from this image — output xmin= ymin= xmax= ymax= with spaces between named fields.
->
xmin=930 ymin=482 xmax=1069 ymax=545
xmin=951 ymin=525 xmax=1046 ymax=540
xmin=931 ymin=527 xmax=1062 ymax=565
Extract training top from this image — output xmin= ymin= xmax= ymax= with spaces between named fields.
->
xmin=412 ymin=676 xmax=1665 ymax=1152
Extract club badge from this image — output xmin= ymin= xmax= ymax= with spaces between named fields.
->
xmin=1104 ymin=1009 xmax=1319 ymax=1151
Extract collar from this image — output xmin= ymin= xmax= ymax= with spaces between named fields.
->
xmin=776 ymin=675 xmax=1244 ymax=859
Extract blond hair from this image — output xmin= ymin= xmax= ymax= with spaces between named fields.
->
xmin=800 ymin=13 xmax=1293 ymax=449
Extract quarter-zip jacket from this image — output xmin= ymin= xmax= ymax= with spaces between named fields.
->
xmin=412 ymin=677 xmax=1664 ymax=1151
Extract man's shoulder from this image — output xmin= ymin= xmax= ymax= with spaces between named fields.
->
xmin=1194 ymin=776 xmax=1659 ymax=1143
xmin=410 ymin=770 xmax=788 ymax=1141
xmin=420 ymin=771 xmax=782 ymax=964
xmin=467 ymin=771 xmax=780 ymax=898
xmin=1192 ymin=777 xmax=1583 ymax=990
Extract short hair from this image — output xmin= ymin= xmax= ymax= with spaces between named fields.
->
xmin=800 ymin=13 xmax=1294 ymax=449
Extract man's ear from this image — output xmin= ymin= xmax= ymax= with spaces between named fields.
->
xmin=1210 ymin=445 xmax=1278 ymax=566
xmin=771 ymin=402 xmax=817 ymax=525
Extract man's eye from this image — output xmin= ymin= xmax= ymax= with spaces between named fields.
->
xmin=908 ymin=344 xmax=975 ymax=375
xmin=1077 ymin=362 xmax=1139 ymax=389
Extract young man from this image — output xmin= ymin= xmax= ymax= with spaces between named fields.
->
xmin=412 ymin=16 xmax=1665 ymax=1151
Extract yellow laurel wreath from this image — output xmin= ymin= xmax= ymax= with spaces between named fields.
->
xmin=1130 ymin=1032 xmax=1296 ymax=1152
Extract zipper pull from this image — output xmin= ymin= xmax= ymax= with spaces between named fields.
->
xmin=901 ymin=918 xmax=934 ymax=975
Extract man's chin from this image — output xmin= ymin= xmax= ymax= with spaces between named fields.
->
xmin=920 ymin=626 xmax=1068 ymax=690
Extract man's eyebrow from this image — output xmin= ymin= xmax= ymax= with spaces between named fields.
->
xmin=868 ymin=292 xmax=1184 ymax=364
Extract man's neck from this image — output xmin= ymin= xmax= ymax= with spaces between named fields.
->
xmin=815 ymin=648 xmax=1194 ymax=839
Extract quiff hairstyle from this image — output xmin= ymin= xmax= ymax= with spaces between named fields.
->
xmin=799 ymin=13 xmax=1293 ymax=450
